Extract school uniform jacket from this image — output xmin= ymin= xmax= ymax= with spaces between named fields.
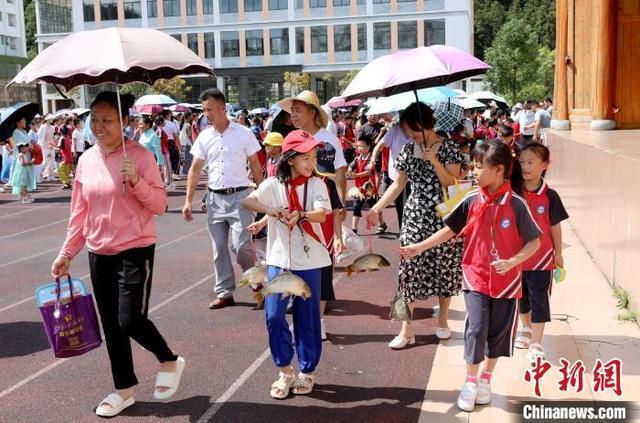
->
xmin=520 ymin=180 xmax=569 ymax=271
xmin=444 ymin=189 xmax=542 ymax=299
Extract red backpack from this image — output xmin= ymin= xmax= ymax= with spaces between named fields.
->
xmin=32 ymin=143 xmax=44 ymax=165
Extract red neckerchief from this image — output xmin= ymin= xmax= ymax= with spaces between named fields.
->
xmin=458 ymin=181 xmax=512 ymax=238
xmin=286 ymin=176 xmax=323 ymax=245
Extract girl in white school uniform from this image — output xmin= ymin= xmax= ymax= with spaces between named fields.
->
xmin=400 ymin=141 xmax=542 ymax=412
xmin=242 ymin=129 xmax=332 ymax=399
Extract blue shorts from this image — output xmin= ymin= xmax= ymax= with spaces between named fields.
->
xmin=519 ymin=270 xmax=553 ymax=323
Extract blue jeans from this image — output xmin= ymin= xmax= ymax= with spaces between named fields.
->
xmin=265 ymin=266 xmax=322 ymax=373
xmin=182 ymin=144 xmax=192 ymax=175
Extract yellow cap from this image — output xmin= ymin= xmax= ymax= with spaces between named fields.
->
xmin=264 ymin=132 xmax=284 ymax=147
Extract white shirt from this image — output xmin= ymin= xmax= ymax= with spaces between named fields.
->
xmin=162 ymin=119 xmax=179 ymax=141
xmin=313 ymin=128 xmax=347 ymax=170
xmin=254 ymin=177 xmax=332 ymax=270
xmin=326 ymin=119 xmax=338 ymax=137
xmin=72 ymin=128 xmax=85 ymax=153
xmin=463 ymin=118 xmax=474 ymax=140
xmin=534 ymin=109 xmax=551 ymax=129
xmin=37 ymin=123 xmax=55 ymax=151
xmin=519 ymin=110 xmax=536 ymax=136
xmin=382 ymin=125 xmax=413 ymax=180
xmin=179 ymin=122 xmax=192 ymax=146
xmin=190 ymin=121 xmax=262 ymax=190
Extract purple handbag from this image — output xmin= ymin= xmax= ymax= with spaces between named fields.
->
xmin=39 ymin=276 xmax=102 ymax=358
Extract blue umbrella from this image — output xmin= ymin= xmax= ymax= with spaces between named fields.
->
xmin=0 ymin=102 xmax=39 ymax=141
xmin=366 ymin=86 xmax=458 ymax=115
xmin=83 ymin=114 xmax=94 ymax=142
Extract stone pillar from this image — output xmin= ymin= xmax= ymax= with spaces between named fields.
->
xmin=551 ymin=0 xmax=570 ymax=130
xmin=590 ymin=0 xmax=617 ymax=131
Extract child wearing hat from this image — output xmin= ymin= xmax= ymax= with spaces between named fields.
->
xmin=11 ymin=141 xmax=36 ymax=203
xmin=264 ymin=132 xmax=283 ymax=178
xmin=242 ymin=130 xmax=331 ymax=400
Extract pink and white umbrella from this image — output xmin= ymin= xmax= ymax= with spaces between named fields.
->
xmin=168 ymin=104 xmax=192 ymax=113
xmin=341 ymin=45 xmax=490 ymax=100
xmin=326 ymin=96 xmax=362 ymax=108
xmin=10 ymin=27 xmax=213 ymax=89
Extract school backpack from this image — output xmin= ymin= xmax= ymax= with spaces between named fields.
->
xmin=32 ymin=143 xmax=44 ymax=165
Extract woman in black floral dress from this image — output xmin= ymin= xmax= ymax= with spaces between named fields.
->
xmin=367 ymin=102 xmax=463 ymax=349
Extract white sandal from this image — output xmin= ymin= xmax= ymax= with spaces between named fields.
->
xmin=270 ymin=367 xmax=295 ymax=400
xmin=388 ymin=335 xmax=416 ymax=349
xmin=95 ymin=393 xmax=135 ymax=417
xmin=292 ymin=372 xmax=315 ymax=395
xmin=527 ymin=343 xmax=546 ymax=361
xmin=514 ymin=327 xmax=532 ymax=349
xmin=154 ymin=356 xmax=186 ymax=400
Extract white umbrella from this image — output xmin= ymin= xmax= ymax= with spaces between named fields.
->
xmin=71 ymin=107 xmax=90 ymax=116
xmin=458 ymin=98 xmax=486 ymax=109
xmin=469 ymin=91 xmax=509 ymax=107
xmin=135 ymin=94 xmax=177 ymax=106
xmin=250 ymin=107 xmax=269 ymax=115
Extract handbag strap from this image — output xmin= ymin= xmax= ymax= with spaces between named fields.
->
xmin=54 ymin=275 xmax=74 ymax=307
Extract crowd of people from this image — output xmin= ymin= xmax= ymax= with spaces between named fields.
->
xmin=0 ymin=86 xmax=564 ymax=417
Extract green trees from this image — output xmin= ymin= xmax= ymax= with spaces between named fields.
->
xmin=475 ymin=0 xmax=556 ymax=103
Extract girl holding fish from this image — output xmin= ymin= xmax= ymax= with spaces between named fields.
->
xmin=242 ymin=129 xmax=332 ymax=399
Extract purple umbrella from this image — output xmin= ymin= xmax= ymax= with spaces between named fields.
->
xmin=326 ymin=96 xmax=362 ymax=108
xmin=341 ymin=45 xmax=490 ymax=100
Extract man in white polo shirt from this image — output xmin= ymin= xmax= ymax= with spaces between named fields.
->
xmin=183 ymin=88 xmax=264 ymax=309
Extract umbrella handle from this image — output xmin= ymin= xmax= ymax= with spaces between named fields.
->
xmin=115 ymin=82 xmax=128 ymax=196
xmin=413 ymin=88 xmax=428 ymax=147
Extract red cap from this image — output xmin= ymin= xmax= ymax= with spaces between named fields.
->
xmin=282 ymin=130 xmax=324 ymax=154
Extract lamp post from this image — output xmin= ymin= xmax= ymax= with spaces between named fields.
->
xmin=512 ymin=65 xmax=517 ymax=104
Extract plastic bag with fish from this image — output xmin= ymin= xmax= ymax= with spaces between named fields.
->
xmin=237 ymin=263 xmax=267 ymax=289
xmin=260 ymin=271 xmax=312 ymax=299
xmin=389 ymin=293 xmax=412 ymax=321
xmin=336 ymin=225 xmax=364 ymax=264
xmin=346 ymin=253 xmax=391 ymax=276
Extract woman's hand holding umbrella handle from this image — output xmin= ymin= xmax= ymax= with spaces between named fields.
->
xmin=121 ymin=159 xmax=139 ymax=185
xmin=51 ymin=255 xmax=71 ymax=279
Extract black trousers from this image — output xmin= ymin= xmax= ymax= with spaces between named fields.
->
xmin=168 ymin=140 xmax=180 ymax=175
xmin=394 ymin=180 xmax=410 ymax=232
xmin=89 ymin=244 xmax=177 ymax=390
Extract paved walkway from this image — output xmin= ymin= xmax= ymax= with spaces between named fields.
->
xmin=419 ymin=221 xmax=640 ymax=422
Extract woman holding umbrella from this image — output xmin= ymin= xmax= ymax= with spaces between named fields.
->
xmin=50 ymin=92 xmax=185 ymax=417
xmin=365 ymin=102 xmax=464 ymax=349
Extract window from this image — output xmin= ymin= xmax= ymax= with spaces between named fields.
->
xmin=248 ymin=77 xmax=267 ymax=108
xmin=204 ymin=33 xmax=215 ymax=58
xmin=220 ymin=0 xmax=238 ymax=13
xmin=295 ymin=0 xmax=302 ymax=8
xmin=204 ymin=0 xmax=214 ymax=14
xmin=163 ymin=0 xmax=180 ymax=16
xmin=148 ymin=0 xmax=158 ymax=17
xmin=373 ymin=0 xmax=389 ymax=3
xmin=310 ymin=26 xmax=327 ymax=53
xmin=10 ymin=37 xmax=17 ymax=50
xmin=83 ymin=0 xmax=95 ymax=21
xmin=398 ymin=0 xmax=415 ymax=2
xmin=334 ymin=25 xmax=351 ymax=52
xmin=398 ymin=21 xmax=417 ymax=49
xmin=186 ymin=0 xmax=197 ymax=15
xmin=310 ymin=0 xmax=325 ymax=6
xmin=244 ymin=0 xmax=262 ymax=11
xmin=424 ymin=19 xmax=445 ymax=45
xmin=245 ymin=30 xmax=264 ymax=56
xmin=224 ymin=77 xmax=240 ymax=105
xmin=124 ymin=0 xmax=141 ymax=19
xmin=295 ymin=27 xmax=304 ymax=53
xmin=221 ymin=31 xmax=240 ymax=57
xmin=99 ymin=0 xmax=117 ymax=20
xmin=171 ymin=34 xmax=182 ymax=42
xmin=270 ymin=28 xmax=289 ymax=55
xmin=333 ymin=0 xmax=349 ymax=5
xmin=357 ymin=23 xmax=366 ymax=50
xmin=39 ymin=0 xmax=73 ymax=34
xmin=269 ymin=0 xmax=287 ymax=10
xmin=188 ymin=33 xmax=198 ymax=54
xmin=374 ymin=22 xmax=390 ymax=50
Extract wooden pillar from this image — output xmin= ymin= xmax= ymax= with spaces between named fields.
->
xmin=551 ymin=0 xmax=569 ymax=130
xmin=590 ymin=0 xmax=617 ymax=130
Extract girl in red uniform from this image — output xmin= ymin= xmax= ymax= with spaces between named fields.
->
xmin=513 ymin=142 xmax=568 ymax=361
xmin=400 ymin=140 xmax=542 ymax=412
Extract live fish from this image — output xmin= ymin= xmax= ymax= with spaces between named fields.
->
xmin=237 ymin=264 xmax=267 ymax=289
xmin=389 ymin=294 xmax=412 ymax=321
xmin=346 ymin=253 xmax=391 ymax=276
xmin=260 ymin=272 xmax=312 ymax=299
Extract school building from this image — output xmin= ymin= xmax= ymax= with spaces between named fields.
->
xmin=547 ymin=0 xmax=640 ymax=312
xmin=33 ymin=0 xmax=473 ymax=111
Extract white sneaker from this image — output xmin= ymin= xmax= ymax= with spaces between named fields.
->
xmin=457 ymin=382 xmax=477 ymax=412
xmin=320 ymin=319 xmax=327 ymax=341
xmin=435 ymin=327 xmax=451 ymax=340
xmin=388 ymin=335 xmax=415 ymax=349
xmin=475 ymin=379 xmax=491 ymax=405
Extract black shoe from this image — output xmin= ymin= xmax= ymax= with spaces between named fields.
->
xmin=375 ymin=223 xmax=388 ymax=234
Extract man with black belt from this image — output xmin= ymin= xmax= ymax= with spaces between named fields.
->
xmin=182 ymin=89 xmax=264 ymax=309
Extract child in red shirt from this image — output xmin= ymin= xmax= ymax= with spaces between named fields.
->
xmin=400 ymin=141 xmax=542 ymax=412
xmin=347 ymin=136 xmax=385 ymax=234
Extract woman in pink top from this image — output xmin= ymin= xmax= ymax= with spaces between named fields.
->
xmin=50 ymin=92 xmax=185 ymax=418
